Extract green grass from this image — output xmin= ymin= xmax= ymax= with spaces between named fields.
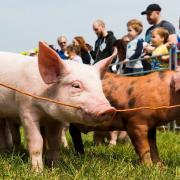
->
xmin=0 ymin=131 xmax=179 ymax=180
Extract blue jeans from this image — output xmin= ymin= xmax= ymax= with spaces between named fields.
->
xmin=124 ymin=68 xmax=144 ymax=76
xmin=124 ymin=67 xmax=143 ymax=74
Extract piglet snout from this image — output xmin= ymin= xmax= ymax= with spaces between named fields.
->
xmin=98 ymin=107 xmax=116 ymax=118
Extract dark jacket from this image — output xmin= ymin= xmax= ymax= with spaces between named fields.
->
xmin=81 ymin=50 xmax=91 ymax=64
xmin=90 ymin=31 xmax=116 ymax=64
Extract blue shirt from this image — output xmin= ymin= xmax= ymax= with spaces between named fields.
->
xmin=57 ymin=50 xmax=68 ymax=60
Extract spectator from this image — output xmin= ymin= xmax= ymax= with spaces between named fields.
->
xmin=57 ymin=36 xmax=68 ymax=59
xmin=122 ymin=35 xmax=131 ymax=47
xmin=177 ymin=17 xmax=180 ymax=65
xmin=145 ymin=27 xmax=170 ymax=70
xmin=141 ymin=3 xmax=177 ymax=52
xmin=89 ymin=19 xmax=116 ymax=64
xmin=72 ymin=36 xmax=91 ymax=64
xmin=66 ymin=44 xmax=83 ymax=63
xmin=122 ymin=19 xmax=144 ymax=74
xmin=111 ymin=35 xmax=131 ymax=74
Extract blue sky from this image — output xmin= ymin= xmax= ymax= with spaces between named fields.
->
xmin=0 ymin=0 xmax=179 ymax=52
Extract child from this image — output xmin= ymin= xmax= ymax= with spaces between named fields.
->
xmin=122 ymin=19 xmax=144 ymax=74
xmin=72 ymin=36 xmax=91 ymax=64
xmin=112 ymin=35 xmax=131 ymax=74
xmin=149 ymin=27 xmax=169 ymax=70
xmin=66 ymin=44 xmax=83 ymax=63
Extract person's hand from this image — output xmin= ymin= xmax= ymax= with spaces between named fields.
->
xmin=122 ymin=59 xmax=129 ymax=64
xmin=143 ymin=44 xmax=155 ymax=53
xmin=165 ymin=42 xmax=174 ymax=49
xmin=143 ymin=55 xmax=151 ymax=63
xmin=111 ymin=65 xmax=117 ymax=73
xmin=86 ymin=43 xmax=93 ymax=51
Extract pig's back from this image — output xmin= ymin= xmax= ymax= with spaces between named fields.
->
xmin=0 ymin=52 xmax=42 ymax=117
xmin=0 ymin=52 xmax=36 ymax=76
xmin=0 ymin=52 xmax=43 ymax=86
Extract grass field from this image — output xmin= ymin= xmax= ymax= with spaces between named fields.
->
xmin=0 ymin=131 xmax=179 ymax=180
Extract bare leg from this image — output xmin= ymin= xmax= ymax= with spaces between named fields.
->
xmin=69 ymin=123 xmax=84 ymax=154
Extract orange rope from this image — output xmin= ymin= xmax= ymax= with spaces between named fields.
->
xmin=0 ymin=83 xmax=80 ymax=109
xmin=1 ymin=82 xmax=180 ymax=112
xmin=116 ymin=105 xmax=180 ymax=112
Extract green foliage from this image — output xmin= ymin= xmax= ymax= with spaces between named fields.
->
xmin=0 ymin=132 xmax=179 ymax=180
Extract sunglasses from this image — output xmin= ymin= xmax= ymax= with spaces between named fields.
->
xmin=59 ymin=42 xmax=66 ymax=45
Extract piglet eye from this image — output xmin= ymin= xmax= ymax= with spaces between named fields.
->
xmin=72 ymin=82 xmax=81 ymax=89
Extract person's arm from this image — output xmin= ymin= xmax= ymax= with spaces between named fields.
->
xmin=89 ymin=40 xmax=99 ymax=60
xmin=122 ymin=40 xmax=144 ymax=64
xmin=90 ymin=50 xmax=96 ymax=60
xmin=86 ymin=43 xmax=95 ymax=61
xmin=168 ymin=34 xmax=177 ymax=44
xmin=162 ymin=21 xmax=177 ymax=44
xmin=108 ymin=35 xmax=117 ymax=64
xmin=128 ymin=40 xmax=143 ymax=60
xmin=160 ymin=55 xmax=169 ymax=62
xmin=157 ymin=44 xmax=170 ymax=63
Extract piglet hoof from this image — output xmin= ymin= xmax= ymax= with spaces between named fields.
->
xmin=108 ymin=141 xmax=116 ymax=147
xmin=32 ymin=164 xmax=43 ymax=173
xmin=60 ymin=140 xmax=69 ymax=149
xmin=13 ymin=145 xmax=26 ymax=154
xmin=94 ymin=140 xmax=104 ymax=146
xmin=141 ymin=152 xmax=153 ymax=166
xmin=46 ymin=158 xmax=59 ymax=168
xmin=118 ymin=135 xmax=130 ymax=144
xmin=0 ymin=147 xmax=10 ymax=153
xmin=46 ymin=150 xmax=59 ymax=168
xmin=155 ymin=161 xmax=166 ymax=170
xmin=76 ymin=151 xmax=84 ymax=156
xmin=61 ymin=144 xmax=69 ymax=149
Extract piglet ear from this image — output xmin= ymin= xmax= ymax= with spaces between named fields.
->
xmin=94 ymin=48 xmax=117 ymax=79
xmin=38 ymin=41 xmax=68 ymax=84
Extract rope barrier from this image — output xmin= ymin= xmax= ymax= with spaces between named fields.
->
xmin=0 ymin=83 xmax=80 ymax=109
xmin=116 ymin=104 xmax=180 ymax=112
xmin=1 ymin=82 xmax=180 ymax=113
xmin=109 ymin=53 xmax=170 ymax=67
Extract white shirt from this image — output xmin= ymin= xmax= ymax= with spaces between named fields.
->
xmin=126 ymin=36 xmax=143 ymax=69
xmin=72 ymin=55 xmax=83 ymax=63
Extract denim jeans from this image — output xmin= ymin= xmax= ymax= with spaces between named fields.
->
xmin=124 ymin=67 xmax=143 ymax=75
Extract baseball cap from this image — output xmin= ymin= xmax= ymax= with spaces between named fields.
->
xmin=141 ymin=4 xmax=161 ymax=15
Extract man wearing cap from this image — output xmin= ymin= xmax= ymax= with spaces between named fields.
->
xmin=141 ymin=4 xmax=177 ymax=46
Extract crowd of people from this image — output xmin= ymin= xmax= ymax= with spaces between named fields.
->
xmin=22 ymin=3 xmax=180 ymax=75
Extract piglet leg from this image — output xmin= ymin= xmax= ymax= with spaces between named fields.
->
xmin=20 ymin=110 xmax=43 ymax=172
xmin=109 ymin=131 xmax=118 ymax=146
xmin=59 ymin=123 xmax=68 ymax=148
xmin=148 ymin=128 xmax=162 ymax=164
xmin=127 ymin=121 xmax=153 ymax=165
xmin=46 ymin=122 xmax=61 ymax=167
